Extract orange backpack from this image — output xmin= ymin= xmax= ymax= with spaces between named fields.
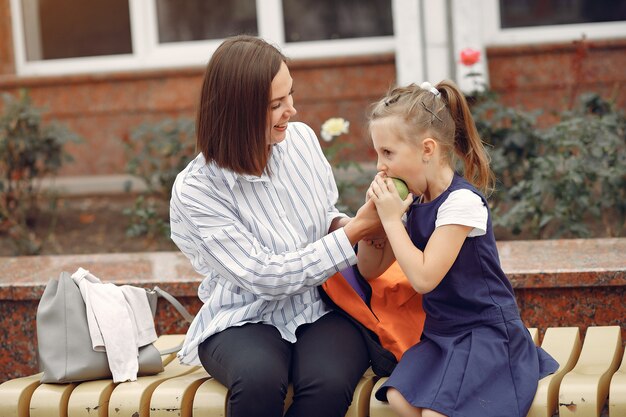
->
xmin=322 ymin=262 xmax=425 ymax=361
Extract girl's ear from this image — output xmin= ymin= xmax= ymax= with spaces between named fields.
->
xmin=421 ymin=137 xmax=437 ymax=158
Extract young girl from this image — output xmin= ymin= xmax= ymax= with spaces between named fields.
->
xmin=357 ymin=80 xmax=558 ymax=417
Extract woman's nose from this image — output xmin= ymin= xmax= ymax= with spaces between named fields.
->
xmin=287 ymin=103 xmax=297 ymax=117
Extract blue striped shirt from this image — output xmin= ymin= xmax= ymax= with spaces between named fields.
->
xmin=170 ymin=122 xmax=357 ymax=365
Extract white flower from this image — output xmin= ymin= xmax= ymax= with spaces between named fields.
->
xmin=320 ymin=117 xmax=350 ymax=142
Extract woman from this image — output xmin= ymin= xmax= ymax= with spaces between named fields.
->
xmin=170 ymin=35 xmax=382 ymax=417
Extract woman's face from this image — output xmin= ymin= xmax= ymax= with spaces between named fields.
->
xmin=267 ymin=62 xmax=297 ymax=145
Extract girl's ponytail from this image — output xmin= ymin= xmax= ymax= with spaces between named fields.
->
xmin=437 ymin=80 xmax=495 ymax=195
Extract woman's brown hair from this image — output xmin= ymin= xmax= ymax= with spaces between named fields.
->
xmin=369 ymin=80 xmax=495 ymax=194
xmin=196 ymin=35 xmax=286 ymax=176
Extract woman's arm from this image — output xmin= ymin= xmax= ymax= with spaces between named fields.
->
xmin=171 ymin=183 xmax=359 ymax=302
xmin=342 ymin=199 xmax=385 ymax=246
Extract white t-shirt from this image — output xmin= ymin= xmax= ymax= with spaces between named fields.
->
xmin=435 ymin=189 xmax=488 ymax=237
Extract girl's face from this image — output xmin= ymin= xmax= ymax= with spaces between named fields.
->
xmin=267 ymin=62 xmax=297 ymax=145
xmin=370 ymin=116 xmax=427 ymax=195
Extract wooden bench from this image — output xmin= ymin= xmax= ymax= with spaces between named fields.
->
xmin=1 ymin=326 xmax=623 ymax=417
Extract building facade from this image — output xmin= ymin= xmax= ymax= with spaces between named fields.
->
xmin=1 ymin=0 xmax=625 ymax=190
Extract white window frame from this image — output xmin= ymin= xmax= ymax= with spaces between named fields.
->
xmin=9 ymin=0 xmax=396 ymax=77
xmin=481 ymin=0 xmax=626 ymax=45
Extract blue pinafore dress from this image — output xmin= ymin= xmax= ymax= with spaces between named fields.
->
xmin=376 ymin=174 xmax=558 ymax=417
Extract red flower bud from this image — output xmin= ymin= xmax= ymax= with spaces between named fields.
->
xmin=460 ymin=48 xmax=480 ymax=66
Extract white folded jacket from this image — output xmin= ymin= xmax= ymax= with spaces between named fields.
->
xmin=71 ymin=267 xmax=158 ymax=382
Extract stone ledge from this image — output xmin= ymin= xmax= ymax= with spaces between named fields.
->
xmin=1 ymin=238 xmax=623 ymax=301
xmin=0 ymin=238 xmax=623 ymax=383
xmin=0 ymin=251 xmax=202 ymax=301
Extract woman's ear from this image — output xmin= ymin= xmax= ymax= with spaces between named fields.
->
xmin=421 ymin=138 xmax=436 ymax=158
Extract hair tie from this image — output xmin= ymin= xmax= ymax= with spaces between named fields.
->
xmin=383 ymin=94 xmax=401 ymax=107
xmin=420 ymin=81 xmax=440 ymax=98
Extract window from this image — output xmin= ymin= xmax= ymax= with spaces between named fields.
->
xmin=21 ymin=0 xmax=132 ymax=61
xmin=10 ymin=0 xmax=395 ymax=76
xmin=155 ymin=0 xmax=257 ymax=43
xmin=499 ymin=0 xmax=626 ymax=28
xmin=282 ymin=0 xmax=392 ymax=42
xmin=478 ymin=0 xmax=626 ymax=45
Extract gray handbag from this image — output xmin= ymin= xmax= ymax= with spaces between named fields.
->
xmin=36 ymin=271 xmax=194 ymax=384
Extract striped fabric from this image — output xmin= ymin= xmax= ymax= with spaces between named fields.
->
xmin=170 ymin=122 xmax=357 ymax=365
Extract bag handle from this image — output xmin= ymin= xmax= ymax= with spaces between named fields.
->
xmin=150 ymin=286 xmax=195 ymax=355
xmin=152 ymin=286 xmax=195 ymax=324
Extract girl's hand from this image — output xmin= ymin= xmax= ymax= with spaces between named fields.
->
xmin=370 ymin=175 xmax=412 ymax=223
xmin=365 ymin=171 xmax=388 ymax=203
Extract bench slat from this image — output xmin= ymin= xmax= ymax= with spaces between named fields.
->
xmin=67 ymin=334 xmax=186 ymax=417
xmin=527 ymin=327 xmax=582 ymax=417
xmin=107 ymin=359 xmax=200 ymax=417
xmin=369 ymin=377 xmax=395 ymax=417
xmin=559 ymin=326 xmax=623 ymax=417
xmin=528 ymin=328 xmax=539 ymax=345
xmin=150 ymin=368 xmax=210 ymax=417
xmin=192 ymin=378 xmax=229 ymax=417
xmin=0 ymin=373 xmax=43 ymax=417
xmin=609 ymin=347 xmax=626 ymax=417
xmin=347 ymin=369 xmax=376 ymax=417
xmin=30 ymin=382 xmax=78 ymax=417
xmin=68 ymin=380 xmax=116 ymax=417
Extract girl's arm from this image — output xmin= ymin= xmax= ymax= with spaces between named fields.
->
xmin=328 ymin=216 xmax=350 ymax=232
xmin=330 ymin=212 xmax=394 ymax=279
xmin=356 ymin=238 xmax=396 ymax=279
xmin=382 ymin=220 xmax=471 ymax=293
xmin=370 ymin=175 xmax=471 ymax=293
xmin=355 ymin=174 xmax=396 ymax=278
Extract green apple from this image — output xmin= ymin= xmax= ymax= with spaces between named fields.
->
xmin=391 ymin=178 xmax=409 ymax=200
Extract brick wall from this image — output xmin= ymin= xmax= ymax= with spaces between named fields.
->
xmin=0 ymin=55 xmax=395 ymax=176
xmin=487 ymin=38 xmax=626 ymax=125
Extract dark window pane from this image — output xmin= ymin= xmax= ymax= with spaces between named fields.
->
xmin=500 ymin=0 xmax=626 ymax=28
xmin=283 ymin=0 xmax=393 ymax=42
xmin=156 ymin=0 xmax=257 ymax=43
xmin=22 ymin=0 xmax=132 ymax=61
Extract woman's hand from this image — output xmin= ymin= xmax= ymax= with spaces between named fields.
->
xmin=369 ymin=175 xmax=413 ymax=224
xmin=344 ymin=199 xmax=385 ymax=245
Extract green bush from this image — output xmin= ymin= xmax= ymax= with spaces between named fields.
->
xmin=322 ymin=139 xmax=367 ymax=216
xmin=124 ymin=118 xmax=196 ymax=198
xmin=0 ymin=90 xmax=81 ymax=254
xmin=123 ymin=117 xmax=196 ymax=238
xmin=473 ymin=92 xmax=626 ymax=239
xmin=122 ymin=194 xmax=170 ymax=239
xmin=121 ymin=93 xmax=625 ymax=241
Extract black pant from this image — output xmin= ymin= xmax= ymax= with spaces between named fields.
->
xmin=198 ymin=311 xmax=369 ymax=417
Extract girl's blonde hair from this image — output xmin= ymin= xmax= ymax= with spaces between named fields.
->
xmin=369 ymin=80 xmax=494 ymax=194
